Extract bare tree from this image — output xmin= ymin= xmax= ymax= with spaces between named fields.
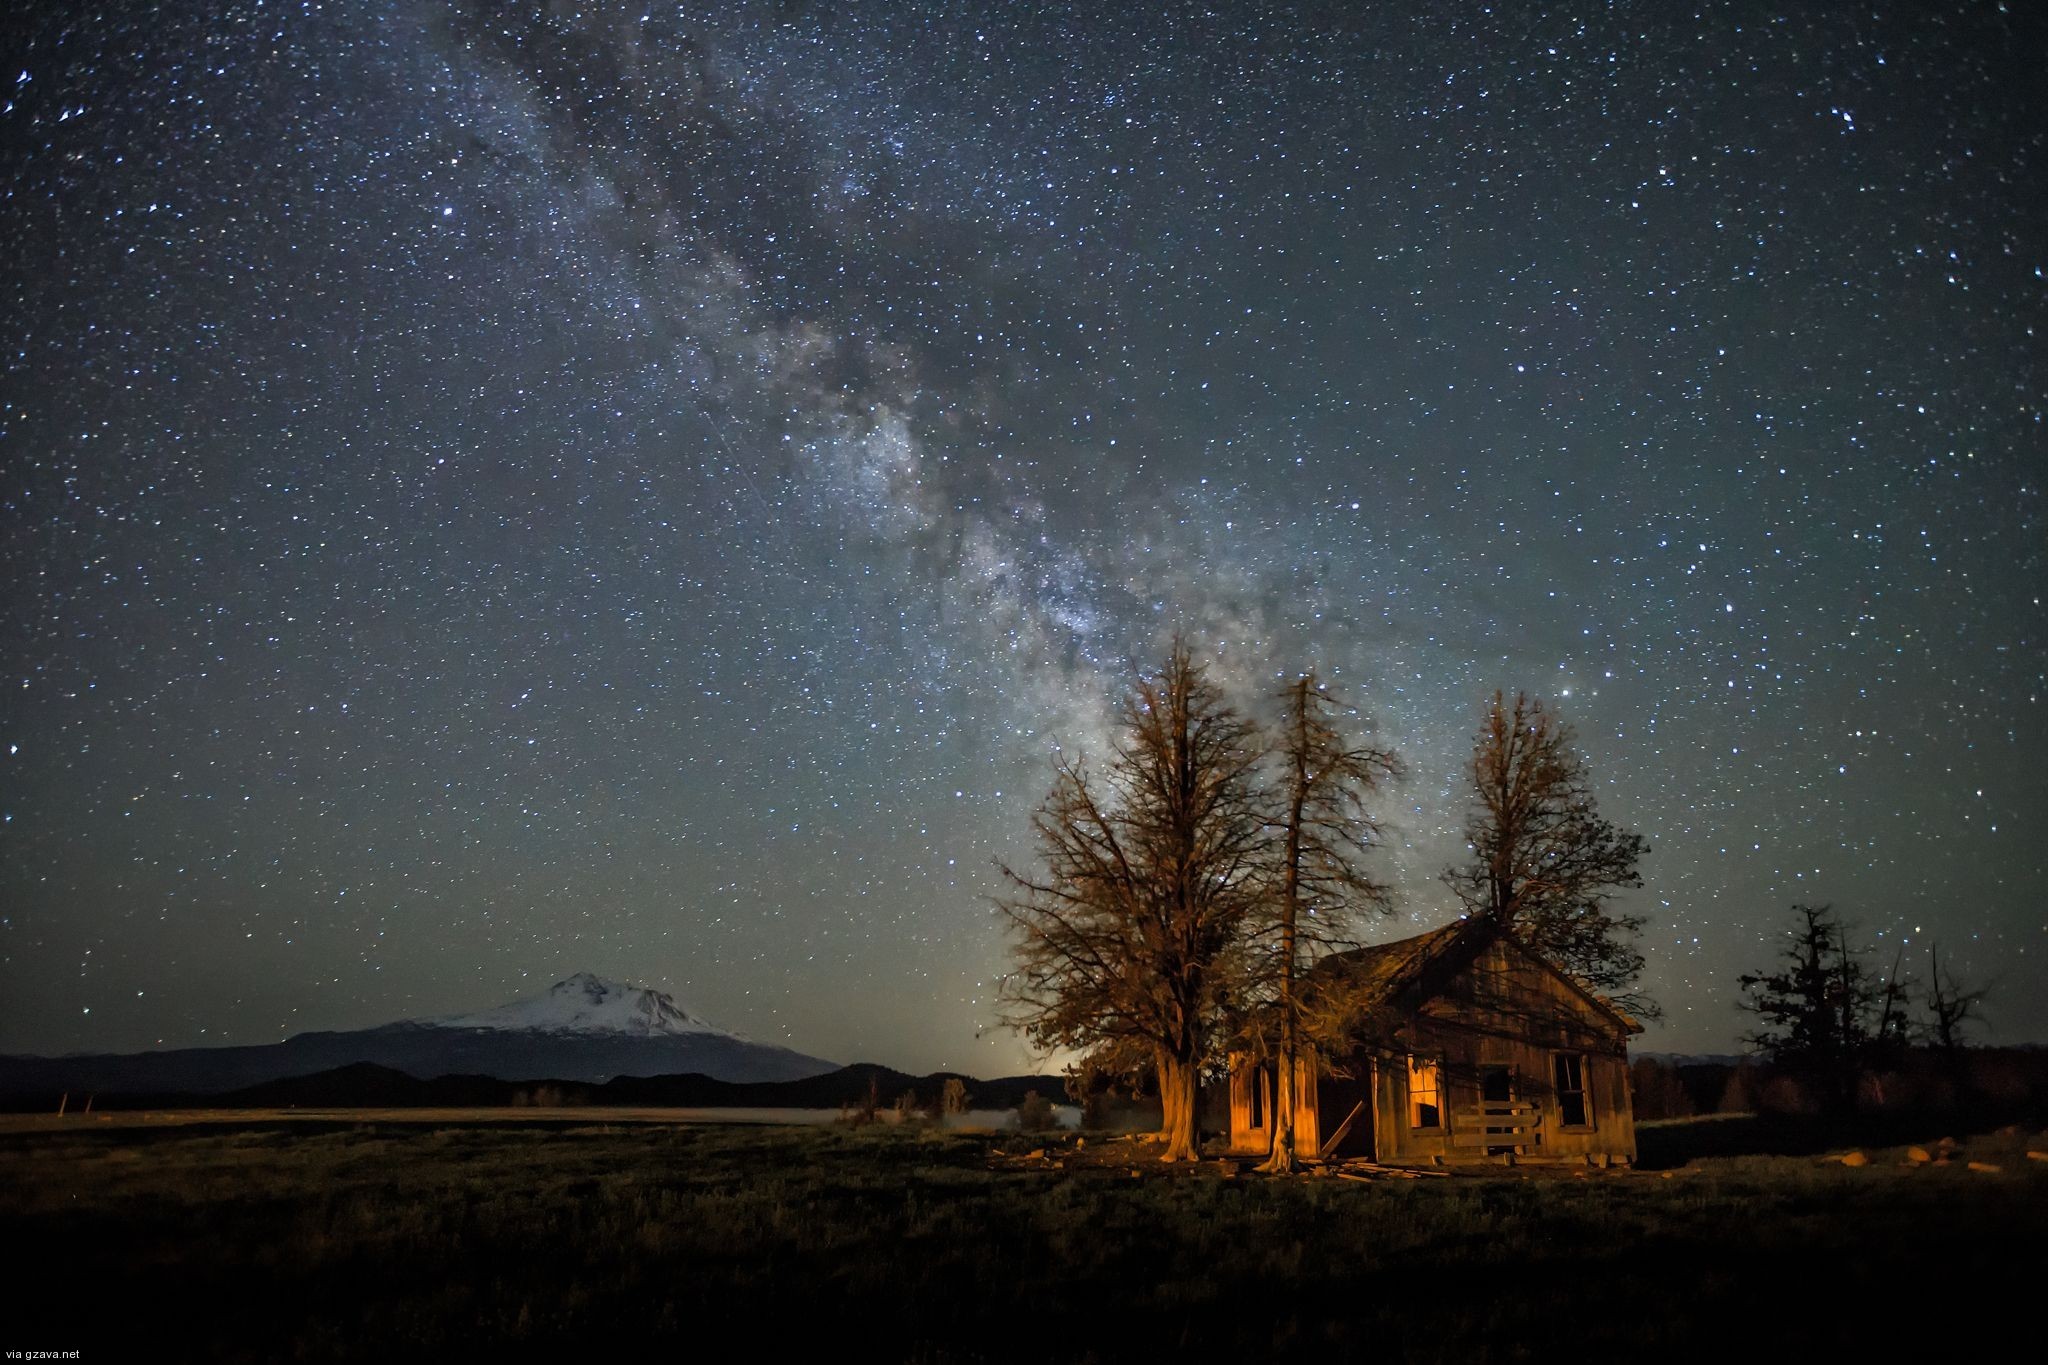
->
xmin=1870 ymin=943 xmax=1915 ymax=1067
xmin=1251 ymin=673 xmax=1400 ymax=1174
xmin=1923 ymin=943 xmax=1988 ymax=1055
xmin=1443 ymin=691 xmax=1654 ymax=1015
xmin=997 ymin=641 xmax=1268 ymax=1162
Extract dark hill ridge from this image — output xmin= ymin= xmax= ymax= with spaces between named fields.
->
xmin=225 ymin=1062 xmax=513 ymax=1110
xmin=0 ymin=1023 xmax=838 ymax=1097
xmin=0 ymin=972 xmax=843 ymax=1099
xmin=599 ymin=1062 xmax=1068 ymax=1111
xmin=0 ymin=1061 xmax=1072 ymax=1113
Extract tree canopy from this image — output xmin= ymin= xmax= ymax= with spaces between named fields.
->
xmin=995 ymin=641 xmax=1267 ymax=1161
xmin=1443 ymin=690 xmax=1653 ymax=1016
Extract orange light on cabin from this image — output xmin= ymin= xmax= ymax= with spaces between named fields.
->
xmin=1408 ymin=1056 xmax=1442 ymax=1129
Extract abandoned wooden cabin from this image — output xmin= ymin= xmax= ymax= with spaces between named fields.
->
xmin=1227 ymin=918 xmax=1642 ymax=1166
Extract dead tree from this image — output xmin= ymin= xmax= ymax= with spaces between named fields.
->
xmin=997 ymin=641 xmax=1267 ymax=1162
xmin=1924 ymin=943 xmax=1988 ymax=1054
xmin=1861 ymin=942 xmax=1917 ymax=1104
xmin=1252 ymin=673 xmax=1400 ymax=1174
xmin=1870 ymin=944 xmax=1915 ymax=1066
xmin=1442 ymin=691 xmax=1653 ymax=1016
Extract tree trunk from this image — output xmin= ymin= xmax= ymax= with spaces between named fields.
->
xmin=1258 ymin=1053 xmax=1299 ymax=1174
xmin=1261 ymin=676 xmax=1311 ymax=1176
xmin=1156 ymin=1055 xmax=1200 ymax=1162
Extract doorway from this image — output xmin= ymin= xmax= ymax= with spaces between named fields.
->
xmin=1480 ymin=1065 xmax=1515 ymax=1156
xmin=1315 ymin=1072 xmax=1374 ymax=1159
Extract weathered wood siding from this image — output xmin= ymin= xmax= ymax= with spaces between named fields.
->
xmin=1368 ymin=938 xmax=1636 ymax=1165
xmin=1224 ymin=1054 xmax=1320 ymax=1155
xmin=1225 ymin=934 xmax=1639 ymax=1165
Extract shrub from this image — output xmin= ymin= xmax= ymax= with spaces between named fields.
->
xmin=1015 ymin=1090 xmax=1057 ymax=1132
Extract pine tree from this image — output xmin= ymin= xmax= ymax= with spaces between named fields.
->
xmin=1736 ymin=903 xmax=1879 ymax=1110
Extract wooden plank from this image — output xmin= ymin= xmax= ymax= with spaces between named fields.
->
xmin=1333 ymin=1161 xmax=1452 ymax=1180
xmin=1451 ymin=1127 xmax=1542 ymax=1147
xmin=1450 ymin=1117 xmax=1542 ymax=1131
xmin=1318 ymin=1100 xmax=1366 ymax=1157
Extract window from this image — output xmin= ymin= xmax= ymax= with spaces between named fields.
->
xmin=1407 ymin=1056 xmax=1442 ymax=1129
xmin=1247 ymin=1064 xmax=1267 ymax=1129
xmin=1554 ymin=1054 xmax=1590 ymax=1128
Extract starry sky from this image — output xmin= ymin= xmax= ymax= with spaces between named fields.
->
xmin=2 ymin=1 xmax=2042 ymax=1073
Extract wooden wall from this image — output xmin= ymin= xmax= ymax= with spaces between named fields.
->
xmin=1226 ymin=937 xmax=1638 ymax=1166
xmin=1372 ymin=938 xmax=1636 ymax=1165
xmin=1225 ymin=1054 xmax=1320 ymax=1156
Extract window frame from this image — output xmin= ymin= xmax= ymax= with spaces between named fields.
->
xmin=1406 ymin=1054 xmax=1443 ymax=1130
xmin=1553 ymin=1052 xmax=1592 ymax=1130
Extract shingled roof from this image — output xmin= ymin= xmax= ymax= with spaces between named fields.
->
xmin=1306 ymin=918 xmax=1491 ymax=1008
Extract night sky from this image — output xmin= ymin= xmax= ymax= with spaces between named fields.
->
xmin=3 ymin=1 xmax=2042 ymax=1073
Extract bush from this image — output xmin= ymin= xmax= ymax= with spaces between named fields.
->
xmin=513 ymin=1085 xmax=571 ymax=1108
xmin=1758 ymin=1074 xmax=1818 ymax=1117
xmin=1015 ymin=1090 xmax=1057 ymax=1132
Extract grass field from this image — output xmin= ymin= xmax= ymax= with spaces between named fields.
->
xmin=2 ymin=1112 xmax=2043 ymax=1362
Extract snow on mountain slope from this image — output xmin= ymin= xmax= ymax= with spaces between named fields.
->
xmin=428 ymin=972 xmax=738 ymax=1039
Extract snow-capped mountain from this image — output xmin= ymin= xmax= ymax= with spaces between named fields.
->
xmin=0 ymin=973 xmax=837 ymax=1098
xmin=429 ymin=972 xmax=737 ymax=1039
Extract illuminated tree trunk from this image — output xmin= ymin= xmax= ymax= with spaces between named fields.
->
xmin=1156 ymin=1055 xmax=1199 ymax=1163
xmin=1260 ymin=1052 xmax=1300 ymax=1173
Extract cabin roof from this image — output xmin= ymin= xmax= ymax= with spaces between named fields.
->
xmin=1313 ymin=918 xmax=1643 ymax=1036
xmin=1310 ymin=920 xmax=1474 ymax=1002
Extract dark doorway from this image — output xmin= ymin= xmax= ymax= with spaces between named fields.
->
xmin=1315 ymin=1072 xmax=1373 ymax=1158
xmin=1481 ymin=1066 xmax=1515 ymax=1155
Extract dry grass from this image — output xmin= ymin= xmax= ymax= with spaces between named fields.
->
xmin=2 ymin=1113 xmax=2043 ymax=1362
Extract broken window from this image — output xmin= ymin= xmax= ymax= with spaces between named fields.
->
xmin=1407 ymin=1055 xmax=1442 ymax=1129
xmin=1554 ymin=1053 xmax=1590 ymax=1128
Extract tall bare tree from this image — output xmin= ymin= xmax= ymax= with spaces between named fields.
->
xmin=1443 ymin=691 xmax=1653 ymax=1015
xmin=997 ymin=642 xmax=1268 ymax=1162
xmin=1251 ymin=673 xmax=1400 ymax=1173
xmin=1870 ymin=943 xmax=1915 ymax=1067
xmin=1923 ymin=943 xmax=1988 ymax=1055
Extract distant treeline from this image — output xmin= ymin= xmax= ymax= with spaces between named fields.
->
xmin=1630 ymin=1046 xmax=2048 ymax=1124
xmin=11 ymin=1060 xmax=1073 ymax=1115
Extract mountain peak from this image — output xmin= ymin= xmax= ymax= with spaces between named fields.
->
xmin=427 ymin=973 xmax=737 ymax=1039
